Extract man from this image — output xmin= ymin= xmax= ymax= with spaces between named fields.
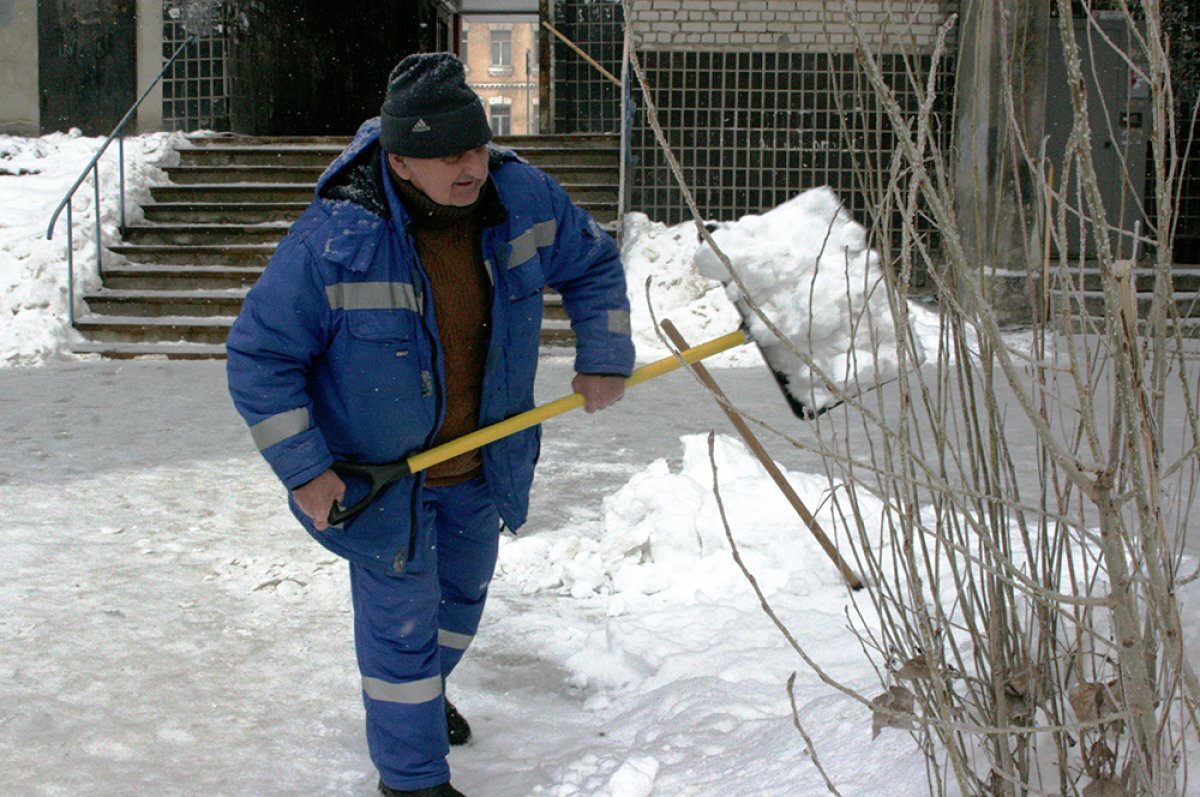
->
xmin=226 ymin=53 xmax=634 ymax=797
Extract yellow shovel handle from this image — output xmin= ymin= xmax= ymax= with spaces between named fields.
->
xmin=406 ymin=327 xmax=748 ymax=474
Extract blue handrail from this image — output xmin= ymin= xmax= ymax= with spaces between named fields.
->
xmin=46 ymin=34 xmax=196 ymax=326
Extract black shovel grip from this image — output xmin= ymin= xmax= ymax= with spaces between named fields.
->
xmin=327 ymin=459 xmax=413 ymax=527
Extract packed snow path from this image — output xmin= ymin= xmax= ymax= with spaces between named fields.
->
xmin=4 ymin=354 xmax=1200 ymax=796
xmin=0 ymin=356 xmax=914 ymax=796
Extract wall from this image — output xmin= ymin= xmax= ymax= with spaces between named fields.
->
xmin=0 ymin=0 xmax=40 ymax=134
xmin=626 ymin=0 xmax=954 ymax=52
xmin=134 ymin=0 xmax=162 ymax=132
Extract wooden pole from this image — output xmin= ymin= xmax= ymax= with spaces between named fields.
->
xmin=660 ymin=319 xmax=864 ymax=590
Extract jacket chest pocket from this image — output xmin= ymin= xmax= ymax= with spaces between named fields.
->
xmin=505 ymin=257 xmax=546 ymax=302
xmin=341 ymin=310 xmax=425 ymax=399
xmin=503 ymin=258 xmax=546 ymax=347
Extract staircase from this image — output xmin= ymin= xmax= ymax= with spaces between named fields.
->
xmin=73 ymin=133 xmax=621 ymax=359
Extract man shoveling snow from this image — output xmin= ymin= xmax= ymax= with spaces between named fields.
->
xmin=226 ymin=53 xmax=633 ymax=797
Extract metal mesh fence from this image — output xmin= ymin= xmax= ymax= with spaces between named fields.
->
xmin=628 ymin=50 xmax=955 ymax=281
xmin=551 ymin=0 xmax=623 ymax=133
xmin=162 ymin=1 xmax=232 ymax=132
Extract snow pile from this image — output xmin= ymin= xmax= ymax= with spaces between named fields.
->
xmin=620 ymin=212 xmax=758 ymax=366
xmin=498 ymin=433 xmax=881 ymax=600
xmin=0 ymin=131 xmax=179 ymax=365
xmin=694 ymin=187 xmax=924 ymax=413
xmin=492 ymin=432 xmax=927 ymax=793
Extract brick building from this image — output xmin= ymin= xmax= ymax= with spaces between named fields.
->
xmin=460 ymin=15 xmax=540 ymax=135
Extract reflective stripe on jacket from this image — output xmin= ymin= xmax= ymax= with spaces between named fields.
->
xmin=226 ymin=118 xmax=635 ymax=574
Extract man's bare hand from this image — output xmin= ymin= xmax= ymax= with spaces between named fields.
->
xmin=572 ymin=373 xmax=626 ymax=414
xmin=293 ymin=469 xmax=346 ymax=531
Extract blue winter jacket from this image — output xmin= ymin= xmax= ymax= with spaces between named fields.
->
xmin=226 ymin=119 xmax=634 ymax=575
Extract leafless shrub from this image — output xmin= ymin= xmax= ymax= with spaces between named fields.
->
xmin=626 ymin=0 xmax=1199 ymax=794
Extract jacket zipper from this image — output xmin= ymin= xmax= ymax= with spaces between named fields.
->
xmin=403 ymin=240 xmax=444 ymax=572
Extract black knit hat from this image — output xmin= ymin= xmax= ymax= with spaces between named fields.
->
xmin=380 ymin=53 xmax=492 ymax=158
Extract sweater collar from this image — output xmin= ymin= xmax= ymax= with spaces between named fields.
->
xmin=388 ymin=168 xmax=482 ymax=230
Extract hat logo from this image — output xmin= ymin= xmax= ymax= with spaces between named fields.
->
xmin=411 ymin=118 xmax=431 ymax=133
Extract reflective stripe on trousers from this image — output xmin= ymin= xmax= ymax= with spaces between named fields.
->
xmin=349 ymin=475 xmax=501 ymax=791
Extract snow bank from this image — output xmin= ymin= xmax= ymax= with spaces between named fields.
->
xmin=694 ymin=187 xmax=924 ymax=413
xmin=0 ymin=131 xmax=179 ymax=366
xmin=496 ymin=428 xmax=1199 ymax=794
xmin=499 ymin=432 xmax=882 ymax=601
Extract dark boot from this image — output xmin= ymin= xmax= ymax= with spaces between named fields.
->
xmin=445 ymin=698 xmax=472 ymax=746
xmin=378 ymin=780 xmax=465 ymax=797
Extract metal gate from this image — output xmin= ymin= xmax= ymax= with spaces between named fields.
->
xmin=161 ymin=0 xmax=232 ymax=132
xmin=1045 ymin=11 xmax=1150 ymax=259
xmin=550 ymin=0 xmax=623 ymax=133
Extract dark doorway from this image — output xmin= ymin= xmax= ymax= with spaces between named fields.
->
xmin=226 ymin=0 xmax=439 ymax=136
xmin=37 ymin=0 xmax=137 ymax=135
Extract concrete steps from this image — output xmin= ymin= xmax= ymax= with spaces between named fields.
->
xmin=122 ymin=223 xmax=290 ymax=246
xmin=74 ymin=315 xmax=236 ymax=346
xmin=73 ymin=133 xmax=619 ymax=358
xmin=100 ymin=264 xmax=265 ymax=291
xmin=141 ymin=202 xmax=310 ymax=224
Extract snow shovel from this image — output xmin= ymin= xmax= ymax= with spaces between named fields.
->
xmin=327 ymin=328 xmax=753 ymax=526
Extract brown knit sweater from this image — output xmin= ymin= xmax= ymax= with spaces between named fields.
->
xmin=392 ymin=175 xmax=491 ymax=486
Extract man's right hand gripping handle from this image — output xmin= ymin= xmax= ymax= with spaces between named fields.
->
xmin=292 ymin=469 xmax=347 ymax=532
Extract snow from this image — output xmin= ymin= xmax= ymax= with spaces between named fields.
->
xmin=0 ymin=130 xmax=181 ymax=365
xmin=0 ymin=358 xmax=939 ymax=796
xmin=694 ymin=187 xmax=924 ymax=414
xmin=1 ymin=134 xmax=1197 ymax=796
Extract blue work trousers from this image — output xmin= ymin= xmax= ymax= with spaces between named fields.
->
xmin=349 ymin=475 xmax=500 ymax=791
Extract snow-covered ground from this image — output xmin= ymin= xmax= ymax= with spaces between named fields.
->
xmin=2 ymin=134 xmax=1198 ymax=796
xmin=2 ymin=357 xmax=931 ymax=796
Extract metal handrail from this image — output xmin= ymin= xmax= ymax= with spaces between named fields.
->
xmin=46 ymin=34 xmax=196 ymax=325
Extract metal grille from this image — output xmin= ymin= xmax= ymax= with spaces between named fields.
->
xmin=1174 ymin=114 xmax=1200 ymax=263
xmin=629 ymin=50 xmax=955 ymax=277
xmin=551 ymin=0 xmax=623 ymax=133
xmin=162 ymin=1 xmax=232 ymax=132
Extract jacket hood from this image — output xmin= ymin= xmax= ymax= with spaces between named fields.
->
xmin=311 ymin=118 xmax=517 ymax=272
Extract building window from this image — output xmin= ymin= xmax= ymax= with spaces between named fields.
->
xmin=490 ymin=28 xmax=512 ymax=70
xmin=460 ymin=26 xmax=468 ymax=62
xmin=489 ymin=98 xmax=511 ymax=136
